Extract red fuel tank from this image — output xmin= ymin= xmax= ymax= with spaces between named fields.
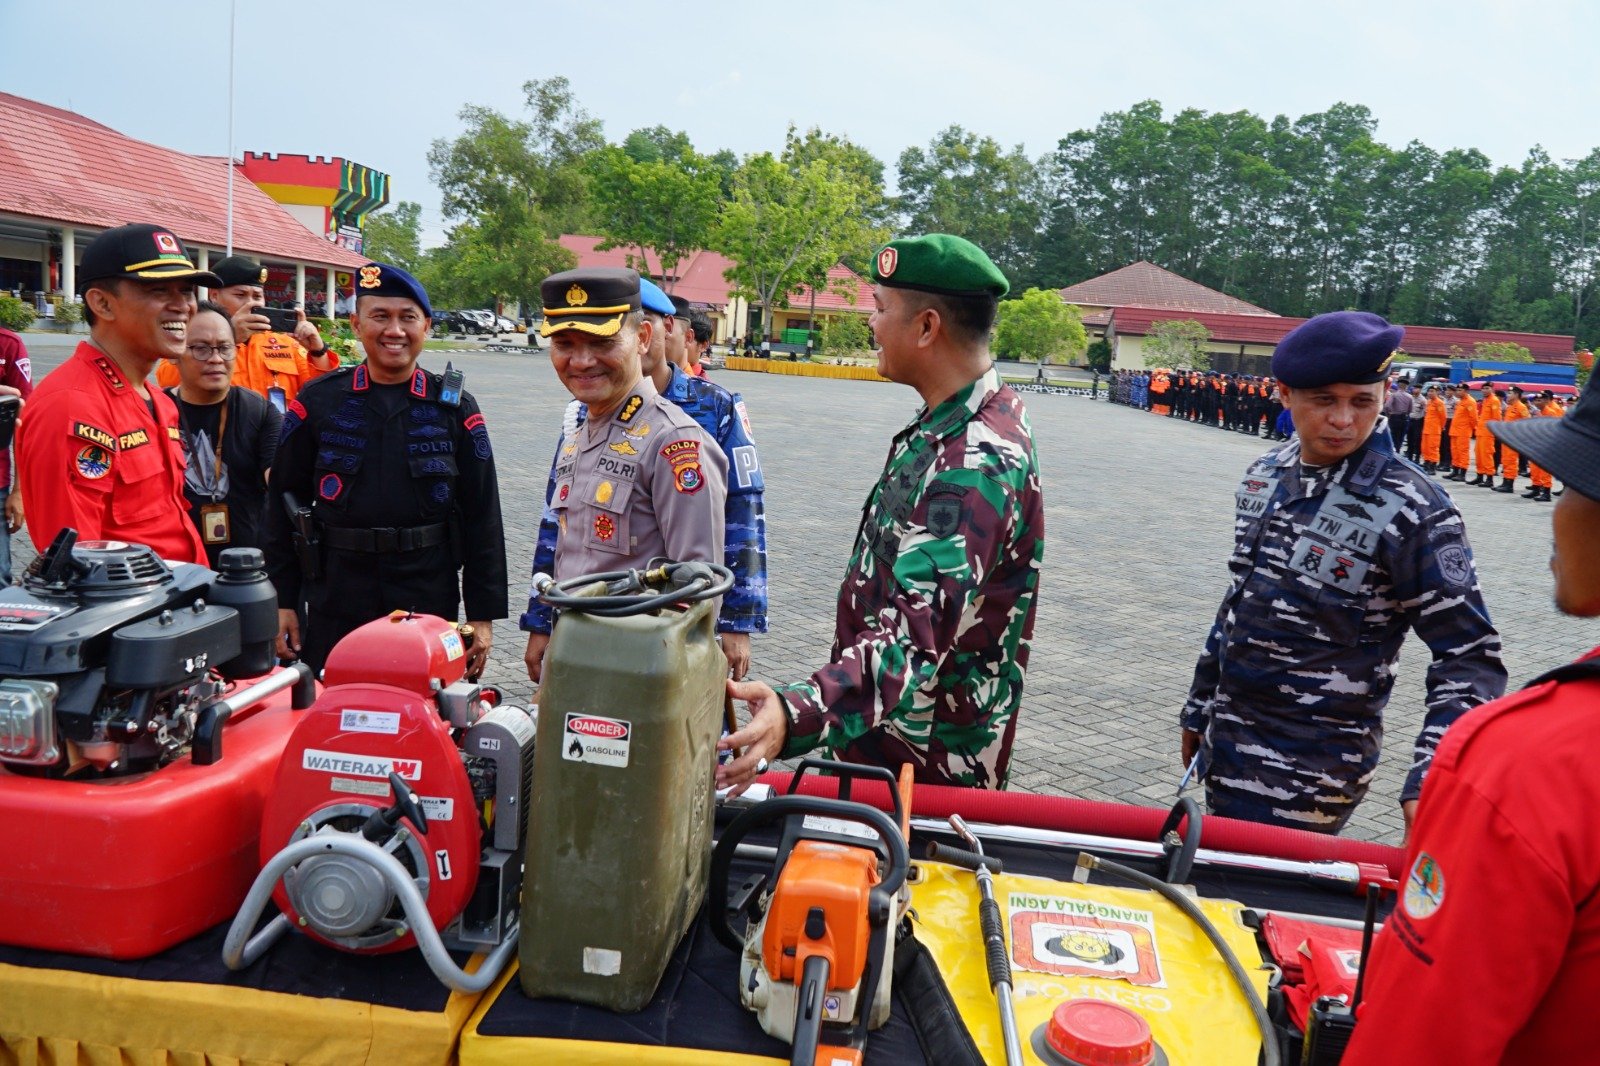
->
xmin=0 ymin=683 xmax=302 ymax=958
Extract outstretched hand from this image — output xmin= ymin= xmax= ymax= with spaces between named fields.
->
xmin=717 ymin=677 xmax=789 ymax=796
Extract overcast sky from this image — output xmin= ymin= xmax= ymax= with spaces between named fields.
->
xmin=5 ymin=0 xmax=1597 ymax=245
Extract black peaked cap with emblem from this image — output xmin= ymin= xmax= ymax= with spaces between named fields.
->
xmin=1272 ymin=311 xmax=1403 ymax=388
xmin=540 ymin=268 xmax=640 ymax=337
xmin=211 ymin=255 xmax=268 ymax=288
xmin=1492 ymin=371 xmax=1600 ymax=502
xmin=78 ymin=223 xmax=222 ymax=291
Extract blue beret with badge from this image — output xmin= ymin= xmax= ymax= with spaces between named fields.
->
xmin=1272 ymin=311 xmax=1403 ymax=388
xmin=355 ymin=262 xmax=432 ymax=318
xmin=638 ymin=277 xmax=675 ymax=317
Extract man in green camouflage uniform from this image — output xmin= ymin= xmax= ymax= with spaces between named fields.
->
xmin=719 ymin=235 xmax=1044 ymax=790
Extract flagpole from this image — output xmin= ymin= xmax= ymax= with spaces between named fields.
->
xmin=226 ymin=0 xmax=236 ymax=255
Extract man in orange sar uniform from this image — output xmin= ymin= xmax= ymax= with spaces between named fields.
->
xmin=1444 ymin=384 xmax=1477 ymax=481
xmin=154 ymin=254 xmax=337 ymax=406
xmin=1419 ymin=385 xmax=1447 ymax=472
xmin=1470 ymin=385 xmax=1501 ymax=486
xmin=1523 ymin=389 xmax=1566 ymax=501
xmin=1494 ymin=385 xmax=1531 ymax=493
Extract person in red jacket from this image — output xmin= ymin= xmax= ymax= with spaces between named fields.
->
xmin=15 ymin=223 xmax=215 ymax=564
xmin=1344 ymin=369 xmax=1600 ymax=1064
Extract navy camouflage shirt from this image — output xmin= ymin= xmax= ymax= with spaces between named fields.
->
xmin=1182 ymin=420 xmax=1506 ymax=832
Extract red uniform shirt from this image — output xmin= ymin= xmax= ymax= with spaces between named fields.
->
xmin=1345 ymin=647 xmax=1600 ymax=1064
xmin=0 ymin=328 xmax=36 ymax=488
xmin=16 ymin=342 xmax=204 ymax=563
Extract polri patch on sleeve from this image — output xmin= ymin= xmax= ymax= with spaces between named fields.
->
xmin=661 ymin=438 xmax=704 ymax=494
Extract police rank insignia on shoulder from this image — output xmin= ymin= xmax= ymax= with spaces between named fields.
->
xmin=617 ymin=396 xmax=643 ymax=423
xmin=608 ymin=439 xmax=638 ymax=456
xmin=75 ymin=445 xmax=112 ymax=479
xmin=661 ymin=438 xmax=703 ymax=494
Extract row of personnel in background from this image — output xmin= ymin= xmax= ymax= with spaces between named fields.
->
xmin=1400 ymin=379 xmax=1571 ymax=499
xmin=13 ymin=223 xmax=1045 ymax=795
xmin=1108 ymin=368 xmax=1295 ymax=439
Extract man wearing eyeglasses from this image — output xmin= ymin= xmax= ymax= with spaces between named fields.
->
xmin=164 ymin=301 xmax=283 ymax=568
xmin=15 ymin=223 xmax=211 ymax=563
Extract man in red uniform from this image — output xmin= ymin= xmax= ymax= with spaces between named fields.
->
xmin=1345 ymin=369 xmax=1600 ymax=1064
xmin=16 ymin=223 xmax=214 ymax=564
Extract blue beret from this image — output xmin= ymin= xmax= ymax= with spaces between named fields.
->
xmin=355 ymin=262 xmax=432 ymax=318
xmin=638 ymin=277 xmax=674 ymax=317
xmin=1272 ymin=311 xmax=1402 ymax=388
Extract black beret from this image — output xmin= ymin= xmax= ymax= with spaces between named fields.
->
xmin=211 ymin=255 xmax=268 ymax=288
xmin=1272 ymin=311 xmax=1403 ymax=388
xmin=668 ymin=293 xmax=691 ymax=320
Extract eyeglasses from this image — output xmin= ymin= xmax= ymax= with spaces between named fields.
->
xmin=185 ymin=344 xmax=235 ymax=361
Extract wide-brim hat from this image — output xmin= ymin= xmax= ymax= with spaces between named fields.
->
xmin=78 ymin=223 xmax=222 ymax=290
xmin=1491 ymin=373 xmax=1600 ymax=501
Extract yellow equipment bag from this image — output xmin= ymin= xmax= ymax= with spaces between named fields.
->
xmin=911 ymin=861 xmax=1270 ymax=1065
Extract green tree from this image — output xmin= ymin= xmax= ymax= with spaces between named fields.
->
xmin=588 ymin=140 xmax=720 ymax=289
xmin=1142 ymin=318 xmax=1211 ymax=370
xmin=1085 ymin=338 xmax=1112 ymax=373
xmin=425 ymin=76 xmax=600 ymax=310
xmin=1471 ymin=340 xmax=1533 ymax=362
xmin=992 ymin=288 xmax=1086 ymax=364
xmin=361 ymin=201 xmax=422 ymax=273
xmin=713 ymin=151 xmax=886 ymax=340
xmin=818 ymin=313 xmax=871 ymax=355
xmin=896 ymin=126 xmax=1046 ymax=287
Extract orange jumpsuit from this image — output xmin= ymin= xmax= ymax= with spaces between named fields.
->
xmin=17 ymin=343 xmax=205 ymax=563
xmin=1473 ymin=390 xmax=1502 ymax=476
xmin=1500 ymin=399 xmax=1530 ymax=480
xmin=1529 ymin=400 xmax=1565 ymax=488
xmin=1447 ymin=395 xmax=1478 ymax=472
xmin=1150 ymin=370 xmax=1170 ymax=416
xmin=155 ymin=330 xmax=334 ymax=404
xmin=1420 ymin=394 xmax=1447 ymax=463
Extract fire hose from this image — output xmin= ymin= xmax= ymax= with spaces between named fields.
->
xmin=533 ymin=560 xmax=734 ymax=616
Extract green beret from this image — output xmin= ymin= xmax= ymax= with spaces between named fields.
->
xmin=871 ymin=234 xmax=1009 ymax=299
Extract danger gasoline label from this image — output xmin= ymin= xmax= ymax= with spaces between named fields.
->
xmin=302 ymin=747 xmax=422 ymax=781
xmin=562 ymin=713 xmax=631 ymax=768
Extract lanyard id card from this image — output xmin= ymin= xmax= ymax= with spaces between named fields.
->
xmin=199 ymin=502 xmax=231 ymax=545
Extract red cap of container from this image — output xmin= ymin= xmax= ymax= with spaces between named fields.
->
xmin=1045 ymin=1000 xmax=1156 ymax=1066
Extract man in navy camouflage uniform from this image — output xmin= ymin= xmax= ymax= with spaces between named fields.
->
xmin=521 ymin=276 xmax=766 ymax=679
xmin=720 ymin=235 xmax=1044 ymax=791
xmin=1181 ymin=311 xmax=1506 ymax=836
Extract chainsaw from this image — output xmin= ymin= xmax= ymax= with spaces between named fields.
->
xmin=710 ymin=759 xmax=914 ymax=1066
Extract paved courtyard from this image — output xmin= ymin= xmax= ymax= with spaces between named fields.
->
xmin=17 ymin=336 xmax=1587 ymax=844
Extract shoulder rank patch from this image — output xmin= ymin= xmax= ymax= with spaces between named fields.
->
xmin=117 ymin=428 xmax=150 ymax=450
xmin=410 ymin=368 xmax=428 ymax=399
xmin=75 ymin=444 xmax=112 ymax=480
xmin=617 ymin=395 xmax=643 ymax=423
xmin=91 ymin=357 xmax=125 ymax=390
xmin=72 ymin=422 xmax=115 ymax=450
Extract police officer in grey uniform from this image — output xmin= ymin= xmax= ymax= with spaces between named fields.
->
xmin=524 ymin=268 xmax=726 ymax=678
xmin=1181 ymin=311 xmax=1506 ymax=837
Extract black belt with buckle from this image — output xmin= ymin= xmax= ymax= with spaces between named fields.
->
xmin=323 ymin=523 xmax=449 ymax=553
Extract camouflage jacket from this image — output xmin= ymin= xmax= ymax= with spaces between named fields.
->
xmin=1182 ymin=420 xmax=1507 ymax=831
xmin=520 ymin=364 xmax=767 ymax=634
xmin=776 ymin=368 xmax=1044 ymax=788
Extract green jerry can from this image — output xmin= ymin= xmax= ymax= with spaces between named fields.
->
xmin=519 ymin=583 xmax=726 ymax=1011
